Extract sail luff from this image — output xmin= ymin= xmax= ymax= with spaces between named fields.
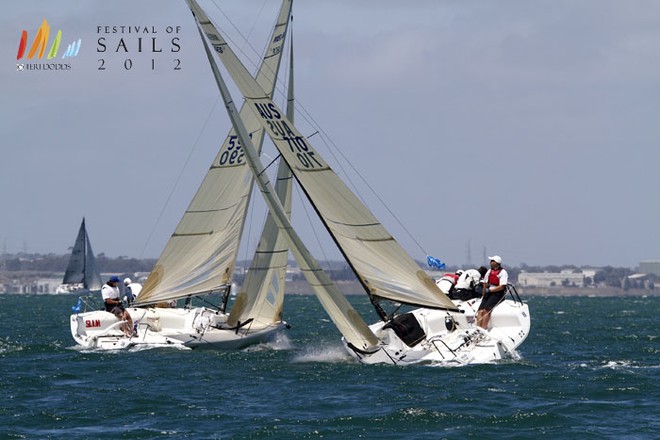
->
xmin=196 ymin=22 xmax=378 ymax=349
xmin=190 ymin=15 xmax=458 ymax=311
xmin=136 ymin=0 xmax=293 ymax=305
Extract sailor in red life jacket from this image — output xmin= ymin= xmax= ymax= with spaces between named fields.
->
xmin=435 ymin=270 xmax=463 ymax=295
xmin=477 ymin=255 xmax=508 ymax=329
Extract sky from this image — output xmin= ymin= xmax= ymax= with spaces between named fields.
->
xmin=1 ymin=0 xmax=659 ymax=269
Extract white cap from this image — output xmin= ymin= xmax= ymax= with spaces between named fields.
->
xmin=488 ymin=255 xmax=502 ymax=264
xmin=123 ymin=277 xmax=132 ymax=285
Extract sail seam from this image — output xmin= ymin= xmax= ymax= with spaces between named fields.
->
xmin=172 ymin=231 xmax=213 ymax=237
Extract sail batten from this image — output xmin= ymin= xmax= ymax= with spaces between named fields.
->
xmin=171 ymin=231 xmax=213 ymax=237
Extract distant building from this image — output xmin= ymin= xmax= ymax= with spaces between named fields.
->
xmin=1 ymin=277 xmax=61 ymax=294
xmin=639 ymin=261 xmax=660 ymax=277
xmin=518 ymin=271 xmax=585 ymax=287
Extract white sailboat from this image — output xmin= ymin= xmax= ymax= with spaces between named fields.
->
xmin=69 ymin=0 xmax=295 ymax=350
xmin=190 ymin=0 xmax=531 ymax=365
xmin=56 ymin=217 xmax=102 ymax=294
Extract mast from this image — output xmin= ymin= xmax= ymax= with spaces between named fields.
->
xmin=81 ymin=217 xmax=87 ymax=288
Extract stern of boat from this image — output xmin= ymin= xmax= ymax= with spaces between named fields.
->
xmin=70 ymin=310 xmax=127 ymax=348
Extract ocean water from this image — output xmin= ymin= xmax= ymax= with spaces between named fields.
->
xmin=0 ymin=294 xmax=658 ymax=439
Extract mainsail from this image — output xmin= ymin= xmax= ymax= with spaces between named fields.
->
xmin=62 ymin=217 xmax=102 ymax=291
xmin=137 ymin=0 xmax=293 ymax=305
xmin=186 ymin=4 xmax=458 ymax=312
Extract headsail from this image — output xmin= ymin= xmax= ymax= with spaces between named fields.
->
xmin=191 ymin=4 xmax=379 ymax=350
xmin=62 ymin=217 xmax=102 ymax=291
xmin=227 ymin=31 xmax=296 ymax=329
xmin=136 ymin=0 xmax=293 ymax=306
xmin=187 ymin=6 xmax=458 ymax=312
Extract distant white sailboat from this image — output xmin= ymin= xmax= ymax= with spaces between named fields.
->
xmin=69 ymin=0 xmax=295 ymax=350
xmin=192 ymin=0 xmax=531 ymax=365
xmin=56 ymin=217 xmax=102 ymax=294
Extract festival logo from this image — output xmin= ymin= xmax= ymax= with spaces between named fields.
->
xmin=16 ymin=19 xmax=81 ymax=71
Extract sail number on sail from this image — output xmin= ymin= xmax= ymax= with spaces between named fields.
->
xmin=253 ymin=102 xmax=324 ymax=169
xmin=218 ymin=135 xmax=246 ymax=166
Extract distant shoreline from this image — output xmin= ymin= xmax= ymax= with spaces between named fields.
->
xmin=282 ymin=280 xmax=659 ymax=297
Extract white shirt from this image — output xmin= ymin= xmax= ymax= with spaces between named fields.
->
xmin=455 ymin=269 xmax=482 ymax=290
xmin=125 ymin=283 xmax=143 ymax=298
xmin=101 ymin=283 xmax=120 ymax=301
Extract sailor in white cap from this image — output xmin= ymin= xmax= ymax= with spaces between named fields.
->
xmin=102 ymin=275 xmax=134 ymax=337
xmin=477 ymin=255 xmax=508 ymax=329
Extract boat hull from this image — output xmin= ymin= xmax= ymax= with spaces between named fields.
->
xmin=343 ymin=298 xmax=530 ymax=365
xmin=70 ymin=306 xmax=286 ymax=350
xmin=56 ymin=283 xmax=96 ymax=295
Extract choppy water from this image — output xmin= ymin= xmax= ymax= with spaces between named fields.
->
xmin=0 ymin=294 xmax=658 ymax=439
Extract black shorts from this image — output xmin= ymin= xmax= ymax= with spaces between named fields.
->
xmin=478 ymin=290 xmax=505 ymax=311
xmin=105 ymin=302 xmax=125 ymax=314
xmin=449 ymin=288 xmax=481 ymax=301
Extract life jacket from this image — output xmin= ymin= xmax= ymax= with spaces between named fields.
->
xmin=436 ymin=274 xmax=459 ymax=295
xmin=488 ymin=268 xmax=502 ymax=286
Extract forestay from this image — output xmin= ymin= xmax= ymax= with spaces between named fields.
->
xmin=137 ymin=0 xmax=293 ymax=305
xmin=188 ymin=4 xmax=457 ymax=312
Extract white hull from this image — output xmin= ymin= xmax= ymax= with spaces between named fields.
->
xmin=56 ymin=283 xmax=92 ymax=295
xmin=343 ymin=297 xmax=530 ymax=365
xmin=70 ymin=306 xmax=286 ymax=350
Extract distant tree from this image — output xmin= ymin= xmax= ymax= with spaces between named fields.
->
xmin=622 ymin=276 xmax=630 ymax=291
xmin=507 ymin=266 xmax=520 ymax=283
xmin=5 ymin=258 xmax=21 ymax=271
xmin=594 ymin=266 xmax=633 ymax=289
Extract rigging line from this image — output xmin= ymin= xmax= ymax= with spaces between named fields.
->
xmin=138 ymin=96 xmax=221 ymax=259
xmin=258 ymin=154 xmax=282 ymax=178
xmin=210 ymin=0 xmax=283 ymax=88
